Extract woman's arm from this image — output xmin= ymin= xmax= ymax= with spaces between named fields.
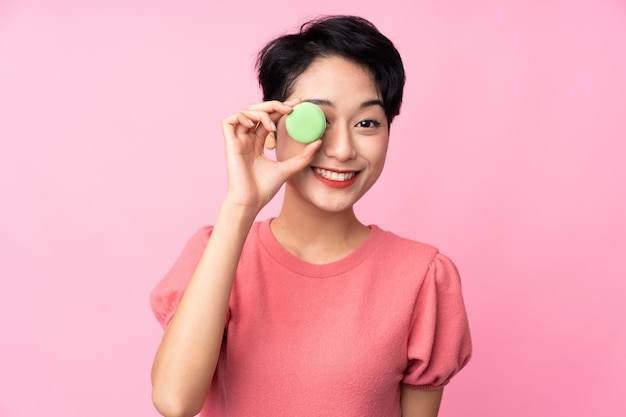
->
xmin=401 ymin=387 xmax=444 ymax=417
xmin=151 ymin=204 xmax=257 ymax=417
xmin=150 ymin=99 xmax=321 ymax=417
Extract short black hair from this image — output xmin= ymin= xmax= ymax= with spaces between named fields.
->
xmin=256 ymin=15 xmax=405 ymax=123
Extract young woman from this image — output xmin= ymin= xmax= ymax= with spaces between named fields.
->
xmin=150 ymin=15 xmax=471 ymax=417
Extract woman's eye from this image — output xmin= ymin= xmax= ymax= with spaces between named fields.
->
xmin=356 ymin=120 xmax=380 ymax=128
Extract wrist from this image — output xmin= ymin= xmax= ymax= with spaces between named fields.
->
xmin=218 ymin=200 xmax=259 ymax=225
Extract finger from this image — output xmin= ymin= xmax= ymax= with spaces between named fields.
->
xmin=224 ymin=98 xmax=301 ymax=127
xmin=221 ymin=114 xmax=243 ymax=141
xmin=222 ymin=99 xmax=301 ymax=142
xmin=248 ymin=98 xmax=300 ymax=113
xmin=282 ymin=97 xmax=301 ymax=107
xmin=278 ymin=140 xmax=323 ymax=179
xmin=223 ymin=111 xmax=270 ymax=140
xmin=231 ymin=111 xmax=258 ymax=138
xmin=238 ymin=110 xmax=277 ymax=134
xmin=248 ymin=98 xmax=302 ymax=122
xmin=221 ymin=114 xmax=258 ymax=153
xmin=222 ymin=112 xmax=254 ymax=135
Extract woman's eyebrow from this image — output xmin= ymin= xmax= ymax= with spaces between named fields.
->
xmin=304 ymin=99 xmax=333 ymax=107
xmin=303 ymin=98 xmax=385 ymax=109
xmin=360 ymin=99 xmax=384 ymax=109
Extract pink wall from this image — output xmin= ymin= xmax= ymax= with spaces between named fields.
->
xmin=1 ymin=1 xmax=625 ymax=416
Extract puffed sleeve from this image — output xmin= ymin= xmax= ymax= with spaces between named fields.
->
xmin=150 ymin=226 xmax=213 ymax=329
xmin=402 ymin=253 xmax=472 ymax=390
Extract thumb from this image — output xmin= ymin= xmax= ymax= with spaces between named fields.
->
xmin=278 ymin=140 xmax=322 ymax=180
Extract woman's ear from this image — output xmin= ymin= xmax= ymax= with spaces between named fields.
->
xmin=264 ymin=132 xmax=276 ymax=150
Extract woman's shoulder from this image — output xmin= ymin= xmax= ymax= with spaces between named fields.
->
xmin=370 ymin=225 xmax=441 ymax=262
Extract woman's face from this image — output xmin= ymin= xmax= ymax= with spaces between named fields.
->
xmin=275 ymin=55 xmax=390 ymax=214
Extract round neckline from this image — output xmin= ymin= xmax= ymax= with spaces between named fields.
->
xmin=257 ymin=217 xmax=381 ymax=278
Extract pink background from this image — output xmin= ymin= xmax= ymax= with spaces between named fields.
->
xmin=1 ymin=1 xmax=625 ymax=416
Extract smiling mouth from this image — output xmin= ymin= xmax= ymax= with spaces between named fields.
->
xmin=312 ymin=167 xmax=359 ymax=181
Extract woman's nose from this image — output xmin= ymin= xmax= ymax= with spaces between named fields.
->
xmin=322 ymin=124 xmax=357 ymax=161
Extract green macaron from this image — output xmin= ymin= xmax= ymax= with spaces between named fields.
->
xmin=285 ymin=102 xmax=327 ymax=144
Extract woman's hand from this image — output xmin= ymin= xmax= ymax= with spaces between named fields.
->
xmin=221 ymin=98 xmax=322 ymax=213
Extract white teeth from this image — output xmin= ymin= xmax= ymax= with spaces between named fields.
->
xmin=313 ymin=167 xmax=357 ymax=181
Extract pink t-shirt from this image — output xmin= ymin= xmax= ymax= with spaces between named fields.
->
xmin=151 ymin=218 xmax=472 ymax=416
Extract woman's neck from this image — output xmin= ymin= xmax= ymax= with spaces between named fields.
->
xmin=270 ymin=195 xmax=371 ymax=264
